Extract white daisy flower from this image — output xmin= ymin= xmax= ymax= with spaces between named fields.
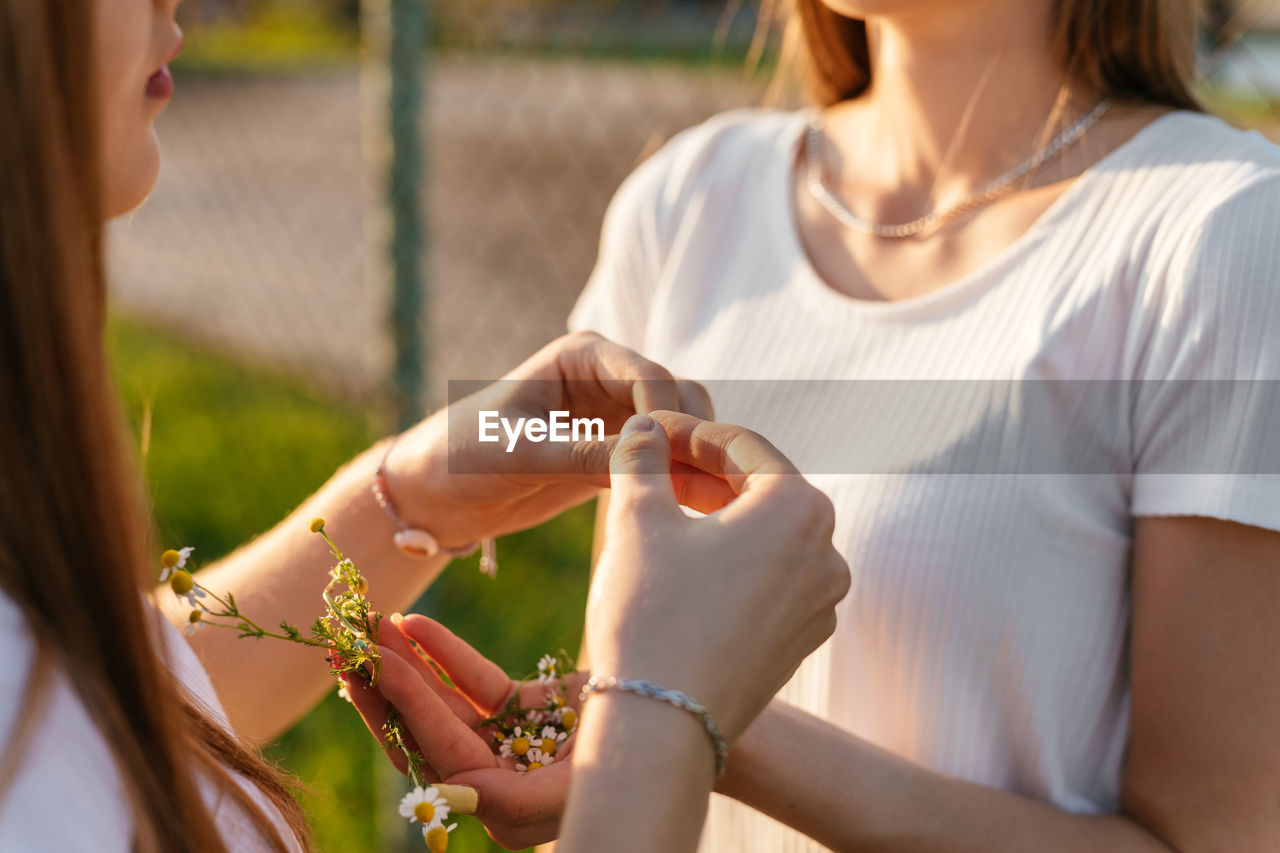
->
xmin=423 ymin=822 xmax=456 ymax=853
xmin=536 ymin=725 xmax=567 ymax=756
xmin=337 ymin=683 xmax=352 ymax=703
xmin=516 ymin=747 xmax=553 ymax=772
xmin=499 ymin=726 xmax=532 ymax=759
xmin=178 ymin=584 xmax=208 ymax=610
xmin=536 ymin=654 xmax=558 ymax=683
xmin=159 ymin=546 xmax=194 ymax=582
xmin=525 ymin=708 xmax=546 ymax=726
xmin=558 ymin=706 xmax=579 ymax=732
xmin=184 ymin=609 xmax=203 ymax=636
xmin=398 ymin=785 xmax=450 ymax=826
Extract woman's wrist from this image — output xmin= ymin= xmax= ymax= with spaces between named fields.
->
xmin=377 ymin=415 xmax=491 ymax=549
xmin=562 ymin=690 xmax=715 ymax=852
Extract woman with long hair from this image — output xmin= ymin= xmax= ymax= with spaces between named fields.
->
xmin=361 ymin=0 xmax=1280 ymax=849
xmin=0 ymin=0 xmax=849 ymax=849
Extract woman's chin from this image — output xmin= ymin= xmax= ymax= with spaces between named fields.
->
xmin=104 ymin=131 xmax=162 ymax=221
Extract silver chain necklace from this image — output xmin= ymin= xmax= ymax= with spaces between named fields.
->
xmin=806 ymin=98 xmax=1111 ymax=239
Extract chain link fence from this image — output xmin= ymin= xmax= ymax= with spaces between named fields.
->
xmin=108 ymin=1 xmax=769 ymax=411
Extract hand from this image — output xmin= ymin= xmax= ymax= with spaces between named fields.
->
xmin=347 ymin=412 xmax=848 ymax=846
xmin=384 ymin=331 xmax=712 ymax=548
xmin=587 ymin=410 xmax=851 ymax=743
xmin=344 ymin=613 xmax=588 ymax=850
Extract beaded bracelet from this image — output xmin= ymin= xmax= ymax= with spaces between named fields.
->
xmin=579 ymin=675 xmax=729 ymax=776
xmin=373 ymin=435 xmax=497 ymax=577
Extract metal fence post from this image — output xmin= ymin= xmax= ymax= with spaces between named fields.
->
xmin=388 ymin=0 xmax=428 ymax=430
xmin=362 ymin=0 xmax=428 ymax=845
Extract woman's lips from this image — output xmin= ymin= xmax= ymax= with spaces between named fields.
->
xmin=147 ymin=65 xmax=174 ymax=100
xmin=147 ymin=33 xmax=183 ymax=101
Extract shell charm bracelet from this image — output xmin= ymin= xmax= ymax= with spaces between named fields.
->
xmin=580 ymin=675 xmax=729 ymax=776
xmin=372 ymin=435 xmax=497 ymax=577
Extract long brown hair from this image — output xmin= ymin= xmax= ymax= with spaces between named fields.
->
xmin=0 ymin=2 xmax=310 ymax=850
xmin=782 ymin=0 xmax=1204 ymax=111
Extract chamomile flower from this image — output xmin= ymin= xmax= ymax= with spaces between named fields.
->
xmin=398 ymin=785 xmax=450 ymax=826
xmin=499 ymin=726 xmax=531 ymax=759
xmin=159 ymin=547 xmax=193 ymax=582
xmin=559 ymin=707 xmax=579 ymax=732
xmin=184 ymin=609 xmax=203 ymax=636
xmin=524 ymin=708 xmax=546 ymax=726
xmin=536 ymin=725 xmax=567 ymax=757
xmin=337 ymin=682 xmax=352 ymax=703
xmin=423 ymin=822 xmax=456 ymax=853
xmin=536 ymin=654 xmax=558 ymax=683
xmin=168 ymin=569 xmax=208 ymax=610
xmin=516 ymin=747 xmax=552 ymax=772
xmin=179 ymin=584 xmax=207 ymax=610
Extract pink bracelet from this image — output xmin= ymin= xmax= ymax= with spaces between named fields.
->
xmin=373 ymin=436 xmax=497 ymax=577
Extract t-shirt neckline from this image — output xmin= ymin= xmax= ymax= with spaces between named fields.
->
xmin=778 ymin=108 xmax=1191 ymax=320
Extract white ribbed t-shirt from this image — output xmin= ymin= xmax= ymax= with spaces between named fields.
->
xmin=569 ymin=108 xmax=1280 ymax=851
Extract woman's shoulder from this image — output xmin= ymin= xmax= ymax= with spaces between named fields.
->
xmin=605 ymin=107 xmax=805 ymax=251
xmin=0 ymin=592 xmax=133 ymax=850
xmin=625 ymin=108 xmax=803 ymax=201
xmin=651 ymin=107 xmax=807 ymax=171
xmin=1136 ymin=111 xmax=1279 ymax=245
xmin=1129 ymin=110 xmax=1280 ymax=211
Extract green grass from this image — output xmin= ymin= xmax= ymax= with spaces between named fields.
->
xmin=176 ymin=8 xmax=359 ymax=75
xmin=108 ymin=315 xmax=594 ymax=852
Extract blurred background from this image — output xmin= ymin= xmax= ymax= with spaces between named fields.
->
xmin=105 ymin=1 xmax=1280 ymax=850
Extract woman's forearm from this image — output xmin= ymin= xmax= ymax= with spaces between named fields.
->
xmin=156 ymin=439 xmax=455 ymax=742
xmin=560 ymin=690 xmax=717 ymax=853
xmin=717 ymin=701 xmax=1170 ymax=853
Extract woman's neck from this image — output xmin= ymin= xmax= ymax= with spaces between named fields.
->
xmin=822 ymin=0 xmax=1095 ymax=211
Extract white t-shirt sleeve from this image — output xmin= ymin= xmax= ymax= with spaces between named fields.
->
xmin=566 ymin=144 xmax=674 ymax=350
xmin=0 ymin=600 xmax=133 ymax=851
xmin=1131 ymin=170 xmax=1280 ymax=531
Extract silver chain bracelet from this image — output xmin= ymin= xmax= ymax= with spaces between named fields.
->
xmin=579 ymin=675 xmax=729 ymax=776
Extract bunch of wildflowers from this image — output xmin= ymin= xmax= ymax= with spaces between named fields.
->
xmin=158 ymin=518 xmax=467 ymax=849
xmin=478 ymin=650 xmax=580 ymax=773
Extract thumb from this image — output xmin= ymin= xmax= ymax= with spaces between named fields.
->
xmin=608 ymin=413 xmax=677 ymax=515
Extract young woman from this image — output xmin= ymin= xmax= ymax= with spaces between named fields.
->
xmin=566 ymin=0 xmax=1280 ymax=850
xmin=0 ymin=0 xmax=848 ymax=850
xmin=359 ymin=0 xmax=1280 ymax=850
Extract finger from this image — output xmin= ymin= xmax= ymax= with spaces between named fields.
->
xmin=446 ymin=761 xmax=572 ymax=833
xmin=395 ymin=614 xmax=514 ymax=716
xmin=557 ymin=332 xmax=682 ymax=415
xmin=493 ymin=433 xmax=619 ymax=488
xmin=649 ymin=410 xmax=798 ymax=496
xmin=374 ymin=645 xmax=499 ymax=779
xmin=676 ymin=379 xmax=715 ymax=420
xmin=341 ymin=672 xmax=440 ymax=782
xmin=377 ymin=613 xmax=483 ymax=724
xmin=512 ymin=668 xmax=589 ymax=711
xmin=668 ymin=459 xmax=738 ymax=513
xmin=608 ymin=413 xmax=678 ymax=517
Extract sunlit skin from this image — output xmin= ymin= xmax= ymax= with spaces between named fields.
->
xmin=794 ymin=0 xmax=1172 ymax=305
xmin=94 ymin=0 xmax=183 ymax=219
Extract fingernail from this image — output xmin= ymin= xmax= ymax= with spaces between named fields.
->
xmin=621 ymin=414 xmax=655 ymax=437
xmin=435 ymin=783 xmax=478 ymax=815
xmin=390 ymin=612 xmax=404 ymax=626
